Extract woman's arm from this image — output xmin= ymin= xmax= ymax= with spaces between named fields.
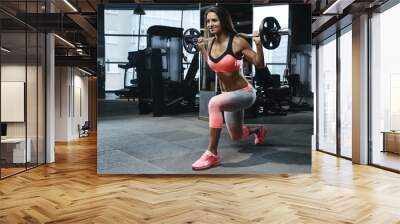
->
xmin=235 ymin=34 xmax=264 ymax=69
xmin=196 ymin=37 xmax=210 ymax=63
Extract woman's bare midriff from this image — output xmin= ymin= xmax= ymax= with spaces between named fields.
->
xmin=217 ymin=71 xmax=249 ymax=92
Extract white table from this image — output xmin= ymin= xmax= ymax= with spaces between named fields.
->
xmin=1 ymin=138 xmax=31 ymax=163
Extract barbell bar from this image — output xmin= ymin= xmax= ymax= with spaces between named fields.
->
xmin=183 ymin=17 xmax=291 ymax=54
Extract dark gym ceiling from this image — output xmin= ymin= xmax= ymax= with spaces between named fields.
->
xmin=0 ymin=0 xmax=389 ymax=75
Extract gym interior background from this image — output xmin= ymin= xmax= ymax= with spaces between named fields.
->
xmin=97 ymin=3 xmax=313 ymax=174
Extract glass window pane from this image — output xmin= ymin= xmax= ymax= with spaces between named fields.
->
xmin=371 ymin=3 xmax=400 ymax=171
xmin=339 ymin=28 xmax=352 ymax=158
xmin=139 ymin=36 xmax=147 ymax=50
xmin=140 ymin=10 xmax=182 ymax=35
xmin=1 ymin=1 xmax=46 ymax=179
xmin=253 ymin=5 xmax=289 ymax=79
xmin=317 ymin=37 xmax=337 ymax=154
xmin=263 ymin=36 xmax=288 ymax=64
xmin=182 ymin=10 xmax=200 ymax=31
xmin=1 ymin=31 xmax=27 ymax=177
xmin=105 ymin=64 xmax=126 ymax=91
xmin=182 ymin=9 xmax=200 ymax=80
xmin=268 ymin=65 xmax=287 ymax=77
xmin=105 ymin=36 xmax=138 ymax=62
xmin=103 ymin=7 xmax=201 ymax=92
xmin=105 ymin=10 xmax=139 ymax=35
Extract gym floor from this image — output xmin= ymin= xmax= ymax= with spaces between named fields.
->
xmin=98 ymin=96 xmax=312 ymax=174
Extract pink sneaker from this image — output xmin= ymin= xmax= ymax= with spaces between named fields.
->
xmin=192 ymin=151 xmax=221 ymax=170
xmin=254 ymin=127 xmax=267 ymax=145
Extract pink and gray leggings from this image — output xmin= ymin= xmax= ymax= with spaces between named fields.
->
xmin=208 ymin=83 xmax=256 ymax=140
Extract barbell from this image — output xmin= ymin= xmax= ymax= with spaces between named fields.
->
xmin=183 ymin=17 xmax=291 ymax=54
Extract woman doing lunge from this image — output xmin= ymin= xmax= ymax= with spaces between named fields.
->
xmin=192 ymin=6 xmax=268 ymax=170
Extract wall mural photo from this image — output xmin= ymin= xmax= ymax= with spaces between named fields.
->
xmin=97 ymin=3 xmax=313 ymax=174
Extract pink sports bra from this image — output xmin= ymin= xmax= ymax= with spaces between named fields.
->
xmin=207 ymin=35 xmax=242 ymax=73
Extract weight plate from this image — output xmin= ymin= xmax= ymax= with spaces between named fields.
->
xmin=183 ymin=28 xmax=201 ymax=54
xmin=259 ymin=17 xmax=281 ymax=50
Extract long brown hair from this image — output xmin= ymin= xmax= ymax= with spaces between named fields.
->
xmin=204 ymin=6 xmax=237 ymax=38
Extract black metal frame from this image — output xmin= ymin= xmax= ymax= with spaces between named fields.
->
xmin=287 ymin=5 xmax=292 ymax=73
xmin=0 ymin=0 xmax=47 ymax=180
xmin=315 ymin=25 xmax=353 ymax=161
xmin=315 ymin=33 xmax=340 ymax=157
xmin=367 ymin=11 xmax=373 ymax=166
xmin=336 ymin=27 xmax=341 ymax=158
xmin=334 ymin=23 xmax=352 ymax=161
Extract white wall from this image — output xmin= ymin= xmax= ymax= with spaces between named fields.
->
xmin=352 ymin=14 xmax=369 ymax=164
xmin=55 ymin=66 xmax=89 ymax=141
xmin=1 ymin=82 xmax=25 ymax=122
xmin=46 ymin=32 xmax=55 ymax=163
xmin=75 ymin=73 xmax=89 ymax=120
xmin=72 ymin=72 xmax=89 ymax=138
xmin=1 ymin=65 xmax=29 ymax=138
xmin=55 ymin=66 xmax=69 ymax=141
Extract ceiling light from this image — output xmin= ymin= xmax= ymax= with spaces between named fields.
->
xmin=63 ymin=0 xmax=78 ymax=12
xmin=78 ymin=67 xmax=92 ymax=76
xmin=1 ymin=47 xmax=11 ymax=53
xmin=134 ymin=5 xmax=145 ymax=15
xmin=322 ymin=0 xmax=354 ymax=15
xmin=54 ymin=34 xmax=75 ymax=48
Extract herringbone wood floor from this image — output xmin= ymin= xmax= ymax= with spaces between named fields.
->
xmin=1 ymin=134 xmax=400 ymax=224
